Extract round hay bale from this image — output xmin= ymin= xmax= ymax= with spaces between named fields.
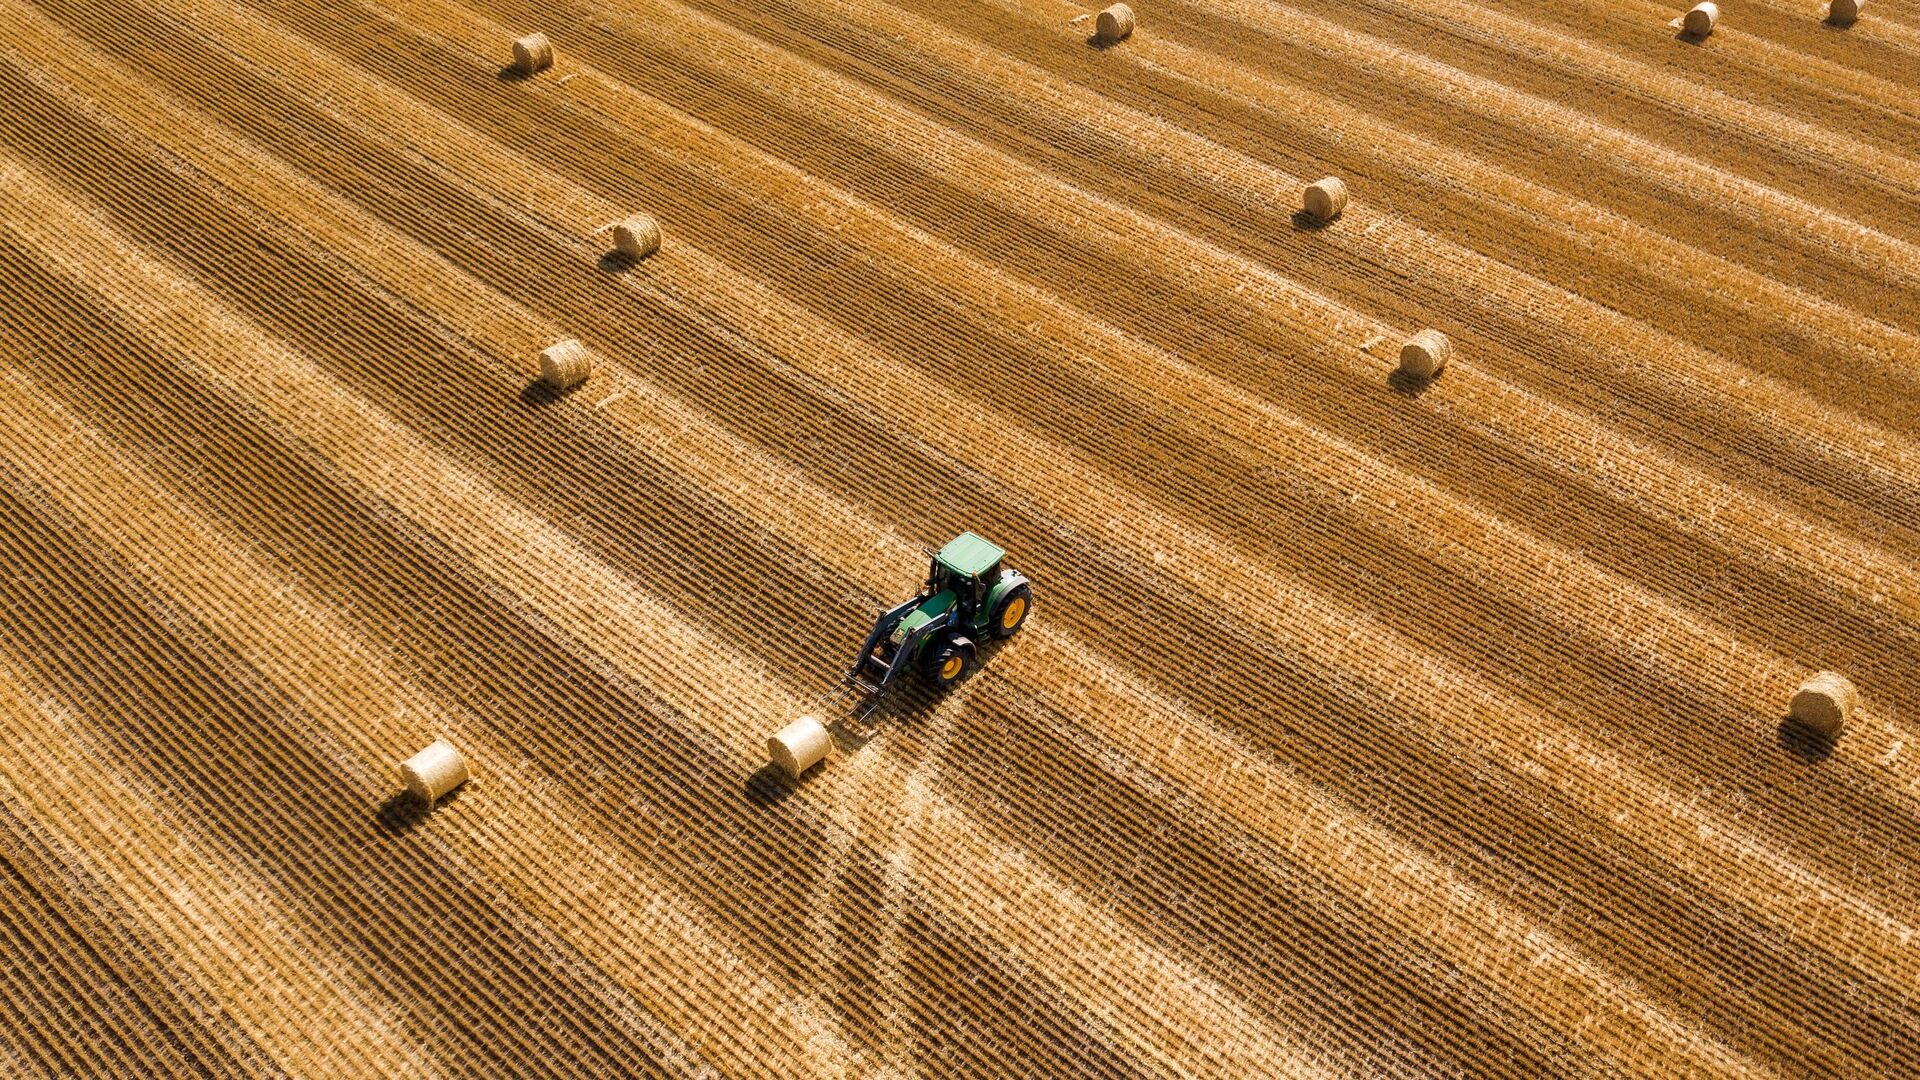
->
xmin=539 ymin=338 xmax=592 ymax=392
xmin=1398 ymin=329 xmax=1452 ymax=379
xmin=1682 ymin=2 xmax=1718 ymax=35
xmin=399 ymin=739 xmax=470 ymax=803
xmin=512 ymin=32 xmax=554 ymax=75
xmin=1789 ymin=671 xmax=1858 ymax=739
xmin=768 ymin=715 xmax=831 ymax=778
xmin=1303 ymin=176 xmax=1348 ymax=222
xmin=1095 ymin=3 xmax=1135 ymax=43
xmin=1827 ymin=0 xmax=1861 ymax=24
xmin=612 ymin=214 xmax=662 ymax=260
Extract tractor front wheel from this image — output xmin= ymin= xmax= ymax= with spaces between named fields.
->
xmin=922 ymin=639 xmax=974 ymax=691
xmin=989 ymin=584 xmax=1032 ymax=639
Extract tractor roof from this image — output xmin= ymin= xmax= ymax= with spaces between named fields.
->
xmin=935 ymin=532 xmax=1005 ymax=578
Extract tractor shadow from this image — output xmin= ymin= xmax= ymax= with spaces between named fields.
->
xmin=1776 ymin=715 xmax=1837 ymax=764
xmin=969 ymin=635 xmax=1014 ymax=670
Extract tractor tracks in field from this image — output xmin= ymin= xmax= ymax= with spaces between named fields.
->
xmin=0 ymin=124 xmax=1169 ymax=1074
xmin=2 ymin=0 xmax=1918 ymax=1070
xmin=7 ymin=0 xmax=1912 ymax=1053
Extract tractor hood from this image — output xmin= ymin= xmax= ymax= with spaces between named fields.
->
xmin=890 ymin=589 xmax=956 ymax=645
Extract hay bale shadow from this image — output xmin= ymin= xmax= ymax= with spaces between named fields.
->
xmin=1673 ymin=27 xmax=1710 ymax=44
xmin=597 ymin=251 xmax=638 ymax=273
xmin=376 ymin=788 xmax=463 ymax=834
xmin=519 ymin=379 xmax=562 ymax=407
xmin=1777 ymin=716 xmax=1836 ymax=763
xmin=1291 ymin=209 xmax=1333 ymax=231
xmin=744 ymin=706 xmax=878 ymax=807
xmin=744 ymin=763 xmax=810 ymax=807
xmin=1084 ymin=33 xmax=1122 ymax=49
xmin=496 ymin=65 xmax=534 ymax=82
xmin=1388 ymin=366 xmax=1440 ymax=398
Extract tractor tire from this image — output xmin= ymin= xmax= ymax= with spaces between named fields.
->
xmin=989 ymin=584 xmax=1032 ymax=639
xmin=922 ymin=639 xmax=974 ymax=691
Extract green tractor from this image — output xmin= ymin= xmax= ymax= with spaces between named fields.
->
xmin=849 ymin=532 xmax=1032 ymax=695
xmin=765 ymin=533 xmax=1031 ymax=779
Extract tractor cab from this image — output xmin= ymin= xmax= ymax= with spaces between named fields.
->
xmin=925 ymin=532 xmax=1006 ymax=618
xmin=848 ymin=532 xmax=1033 ymax=695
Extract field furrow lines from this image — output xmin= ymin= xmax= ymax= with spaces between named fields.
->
xmin=18 ymin=0 xmax=1920 ymax=983
xmin=555 ymin=316 xmax=1785 ymax=1077
xmin=0 ymin=0 xmax=1912 ymax=1070
xmin=82 ymin=0 xmax=1912 ymax=638
xmin=0 ymin=375 xmax=799 ymax=1079
xmin=710 ymin=0 xmax=1920 ymax=469
xmin=814 ymin=0 xmax=1920 ymax=438
xmin=0 ymin=88 xmax=1574 ymax=1068
xmin=1180 ymin=0 xmax=1920 ymax=293
xmin=0 ymin=134 xmax=1367 ymax=1076
xmin=0 ymin=138 xmax=1253 ymax=1077
xmin=1030 ymin=0 xmax=1920 ymax=333
xmin=0 ymin=649 xmax=443 ymax=1079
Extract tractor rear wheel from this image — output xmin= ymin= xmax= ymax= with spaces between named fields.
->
xmin=922 ymin=639 xmax=974 ymax=691
xmin=989 ymin=584 xmax=1032 ymax=639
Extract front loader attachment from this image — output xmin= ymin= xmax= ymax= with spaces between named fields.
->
xmin=765 ymin=532 xmax=1027 ymax=780
xmin=764 ymin=601 xmax=952 ymax=780
xmin=848 ymin=599 xmax=950 ymax=695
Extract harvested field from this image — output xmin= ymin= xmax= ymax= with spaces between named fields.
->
xmin=0 ymin=0 xmax=1915 ymax=1071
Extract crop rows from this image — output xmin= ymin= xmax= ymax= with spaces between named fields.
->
xmin=0 ymin=0 xmax=1914 ymax=1073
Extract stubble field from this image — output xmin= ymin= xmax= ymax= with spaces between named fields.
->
xmin=0 ymin=0 xmax=1916 ymax=1074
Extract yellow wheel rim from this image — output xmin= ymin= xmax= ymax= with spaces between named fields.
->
xmin=1002 ymin=596 xmax=1027 ymax=630
xmin=941 ymin=655 xmax=964 ymax=680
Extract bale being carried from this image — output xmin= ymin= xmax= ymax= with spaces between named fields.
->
xmin=768 ymin=715 xmax=831 ymax=778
